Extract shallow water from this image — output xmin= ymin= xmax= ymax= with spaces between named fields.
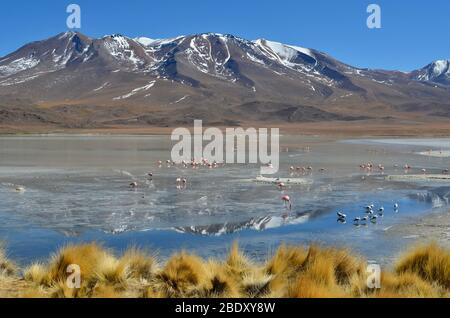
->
xmin=0 ymin=135 xmax=449 ymax=265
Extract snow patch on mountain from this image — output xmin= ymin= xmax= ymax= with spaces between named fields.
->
xmin=134 ymin=37 xmax=157 ymax=47
xmin=254 ymin=39 xmax=317 ymax=69
xmin=418 ymin=60 xmax=450 ymax=81
xmin=184 ymin=34 xmax=236 ymax=81
xmin=93 ymin=82 xmax=109 ymax=92
xmin=432 ymin=60 xmax=450 ymax=76
xmin=0 ymin=56 xmax=40 ymax=77
xmin=113 ymin=81 xmax=156 ymax=100
xmin=103 ymin=35 xmax=146 ymax=70
xmin=172 ymin=95 xmax=190 ymax=104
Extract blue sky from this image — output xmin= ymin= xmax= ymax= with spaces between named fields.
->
xmin=0 ymin=0 xmax=448 ymax=71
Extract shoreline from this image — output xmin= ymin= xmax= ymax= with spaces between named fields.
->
xmin=2 ymin=121 xmax=450 ymax=137
xmin=386 ymin=174 xmax=450 ymax=182
xmin=385 ymin=209 xmax=450 ymax=248
xmin=417 ymin=150 xmax=450 ymax=158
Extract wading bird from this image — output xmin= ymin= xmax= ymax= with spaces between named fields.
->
xmin=129 ymin=182 xmax=138 ymax=189
xmin=337 ymin=212 xmax=347 ymax=219
xmin=15 ymin=186 xmax=25 ymax=193
xmin=281 ymin=195 xmax=292 ymax=210
xmin=277 ymin=182 xmax=286 ymax=190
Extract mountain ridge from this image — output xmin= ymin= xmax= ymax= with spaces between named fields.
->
xmin=0 ymin=31 xmax=449 ymax=129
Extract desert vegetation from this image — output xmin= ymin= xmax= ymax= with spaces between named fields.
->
xmin=0 ymin=242 xmax=449 ymax=298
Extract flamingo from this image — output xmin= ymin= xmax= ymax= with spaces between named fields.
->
xmin=277 ymin=182 xmax=286 ymax=190
xmin=129 ymin=182 xmax=138 ymax=189
xmin=337 ymin=211 xmax=347 ymax=219
xmin=15 ymin=186 xmax=26 ymax=193
xmin=281 ymin=195 xmax=292 ymax=210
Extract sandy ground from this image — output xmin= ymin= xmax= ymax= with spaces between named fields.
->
xmin=0 ymin=277 xmax=29 ymax=298
xmin=385 ymin=210 xmax=450 ymax=249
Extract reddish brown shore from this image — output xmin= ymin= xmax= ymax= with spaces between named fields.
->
xmin=1 ymin=120 xmax=450 ymax=137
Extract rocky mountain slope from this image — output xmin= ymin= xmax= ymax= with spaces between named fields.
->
xmin=0 ymin=32 xmax=449 ymax=128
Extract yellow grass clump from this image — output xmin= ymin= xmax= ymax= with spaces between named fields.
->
xmin=395 ymin=243 xmax=450 ymax=290
xmin=0 ymin=245 xmax=17 ymax=277
xmin=0 ymin=241 xmax=448 ymax=298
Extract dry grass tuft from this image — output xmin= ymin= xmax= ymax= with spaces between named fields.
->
xmin=45 ymin=243 xmax=115 ymax=286
xmin=118 ymin=248 xmax=156 ymax=281
xmin=265 ymin=245 xmax=308 ymax=282
xmin=395 ymin=242 xmax=450 ymax=290
xmin=23 ymin=263 xmax=47 ymax=285
xmin=154 ymin=252 xmax=209 ymax=297
xmin=283 ymin=245 xmax=364 ymax=298
xmin=0 ymin=245 xmax=17 ymax=277
xmin=225 ymin=242 xmax=254 ymax=279
xmin=0 ymin=242 xmax=449 ymax=298
xmin=203 ymin=260 xmax=241 ymax=298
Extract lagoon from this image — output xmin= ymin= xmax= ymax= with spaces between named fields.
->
xmin=0 ymin=135 xmax=449 ymax=265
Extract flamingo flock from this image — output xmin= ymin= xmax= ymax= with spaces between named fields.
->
xmin=114 ymin=146 xmax=448 ymax=226
xmin=289 ymin=165 xmax=326 ymax=176
xmin=337 ymin=202 xmax=399 ymax=226
xmin=357 ymin=161 xmax=450 ymax=176
xmin=125 ymin=157 xmax=228 ymax=191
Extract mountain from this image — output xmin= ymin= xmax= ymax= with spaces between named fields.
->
xmin=0 ymin=31 xmax=449 ymax=129
xmin=412 ymin=60 xmax=450 ymax=87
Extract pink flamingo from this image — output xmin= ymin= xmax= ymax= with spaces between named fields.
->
xmin=281 ymin=195 xmax=292 ymax=210
xmin=277 ymin=182 xmax=285 ymax=190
